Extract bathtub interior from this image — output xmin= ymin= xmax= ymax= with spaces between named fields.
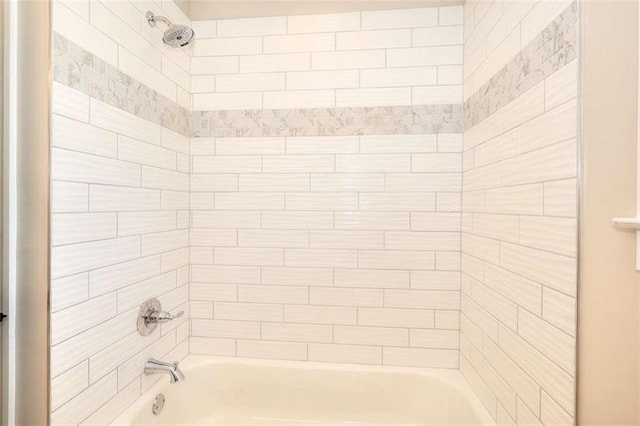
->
xmin=117 ymin=356 xmax=495 ymax=426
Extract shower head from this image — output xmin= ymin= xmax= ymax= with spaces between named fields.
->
xmin=146 ymin=11 xmax=195 ymax=48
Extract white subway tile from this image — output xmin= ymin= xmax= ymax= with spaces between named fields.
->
xmin=308 ymin=343 xmax=381 ymax=365
xmin=238 ymin=284 xmax=307 ymax=304
xmin=384 ymin=347 xmax=458 ymax=368
xmin=117 ymin=48 xmax=175 ymax=101
xmin=440 ymin=6 xmax=464 ymax=25
xmin=438 ymin=65 xmax=463 ymax=85
xmin=358 ymin=307 xmax=434 ymax=328
xmin=262 ymin=266 xmax=333 ymax=287
xmin=239 ymin=229 xmax=309 ymax=248
xmin=285 ymin=249 xmax=358 ymax=268
xmin=52 ymin=236 xmax=140 ymax=279
xmin=193 ymin=92 xmax=262 ymax=110
xmin=286 ymin=193 xmax=358 ymax=211
xmin=358 ymin=193 xmax=436 ymax=211
xmin=311 ymin=174 xmax=385 ymax=192
xmin=385 ymin=289 xmax=459 ymax=310
xmin=410 ymin=271 xmax=460 ymax=290
xmin=53 ymin=182 xmax=89 ymax=213
xmin=192 ymin=211 xmax=260 ymax=228
xmin=52 ymin=115 xmax=117 ymax=158
xmin=141 ymin=229 xmax=189 ymax=256
xmin=142 ymin=166 xmax=189 ymax=191
xmin=360 ymin=134 xmax=437 ymax=153
xmin=412 ymin=85 xmax=463 ymax=104
xmin=335 ymin=325 xmax=408 ymax=347
xmin=265 ymin=33 xmax=335 ymax=54
xmin=285 ymin=305 xmax=356 ymax=325
xmin=286 ymin=70 xmax=360 ymax=90
xmin=237 ymin=340 xmax=307 ymax=361
xmin=287 ymin=136 xmax=359 ymax=154
xmin=53 ymin=1 xmax=118 ymax=66
xmin=337 ymin=29 xmax=411 ymax=50
xmin=413 ymin=26 xmax=463 ymax=46
xmin=359 ymin=250 xmax=436 ymax=270
xmin=334 ymin=269 xmax=409 ymax=289
xmin=310 ymin=287 xmax=383 ymax=307
xmin=191 ymin=20 xmax=218 ymax=38
xmin=217 ymin=137 xmax=285 ymax=155
xmin=117 ymin=211 xmax=176 ymax=237
xmin=191 ymin=56 xmax=239 ymax=75
xmin=287 ymin=12 xmax=360 ymax=34
xmin=215 ymin=73 xmax=286 ymax=92
xmin=216 ymin=248 xmax=284 ymax=266
xmin=191 ymin=75 xmax=216 ymax=93
xmin=193 ymin=36 xmax=262 ymax=56
xmin=336 ymin=88 xmax=412 ymax=107
xmin=240 ymin=174 xmax=309 ymax=192
xmin=215 ymin=193 xmax=284 ymax=210
xmin=312 ymin=50 xmax=385 ymax=70
xmin=334 ymin=212 xmax=410 ymax=230
xmin=362 ymin=8 xmax=438 ymax=30
xmin=310 ymin=230 xmax=383 ymax=249
xmin=52 ymin=213 xmax=117 ymax=246
xmin=192 ymin=319 xmax=260 ymax=339
xmin=90 ymin=98 xmax=161 ymax=145
xmin=262 ymin=211 xmax=334 ymax=229
xmin=52 ymin=293 xmax=116 ymax=345
xmin=263 ymin=90 xmax=336 ymax=109
xmin=193 ymin=155 xmax=261 ymax=173
xmin=360 ymin=67 xmax=437 ymax=88
xmin=240 ymin=53 xmax=310 ymax=73
xmin=51 ymin=372 xmax=117 ymax=426
xmin=118 ymin=136 xmax=177 ymax=170
xmin=89 ymin=186 xmax=160 ymax=212
xmin=214 ymin=302 xmax=283 ymax=322
xmin=191 ymin=174 xmax=239 ymax=192
xmin=387 ymin=46 xmax=463 ymax=67
xmin=53 ymin=149 xmax=140 ymax=187
xmin=191 ymin=265 xmax=260 ymax=284
xmin=262 ymin=322 xmax=332 ymax=343
xmin=51 ymin=273 xmax=89 ymax=313
xmin=410 ymin=329 xmax=459 ymax=349
xmin=217 ymin=16 xmax=286 ymax=37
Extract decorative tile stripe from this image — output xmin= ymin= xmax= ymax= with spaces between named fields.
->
xmin=190 ymin=104 xmax=462 ymax=138
xmin=463 ymin=2 xmax=577 ymax=130
xmin=52 ymin=33 xmax=190 ymax=136
xmin=52 ymin=33 xmax=462 ymax=138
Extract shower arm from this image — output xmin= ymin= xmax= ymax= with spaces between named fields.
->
xmin=146 ymin=12 xmax=174 ymax=29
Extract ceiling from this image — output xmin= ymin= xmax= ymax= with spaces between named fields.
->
xmin=177 ymin=0 xmax=464 ymax=21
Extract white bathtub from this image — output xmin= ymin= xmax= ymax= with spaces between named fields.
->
xmin=114 ymin=356 xmax=495 ymax=425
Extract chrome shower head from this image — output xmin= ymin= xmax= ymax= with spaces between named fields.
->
xmin=162 ymin=25 xmax=195 ymax=48
xmin=146 ymin=11 xmax=195 ymax=48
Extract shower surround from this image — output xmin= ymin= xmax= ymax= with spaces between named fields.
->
xmin=48 ymin=0 xmax=578 ymax=425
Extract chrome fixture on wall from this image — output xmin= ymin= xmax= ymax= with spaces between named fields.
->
xmin=144 ymin=358 xmax=185 ymax=383
xmin=145 ymin=11 xmax=194 ymax=47
xmin=137 ymin=298 xmax=184 ymax=336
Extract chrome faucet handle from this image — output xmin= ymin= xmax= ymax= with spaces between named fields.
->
xmin=137 ymin=298 xmax=184 ymax=336
xmin=146 ymin=309 xmax=184 ymax=324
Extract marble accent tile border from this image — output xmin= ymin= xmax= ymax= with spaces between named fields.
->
xmin=464 ymin=2 xmax=577 ymax=130
xmin=190 ymin=104 xmax=462 ymax=138
xmin=52 ymin=33 xmax=190 ymax=136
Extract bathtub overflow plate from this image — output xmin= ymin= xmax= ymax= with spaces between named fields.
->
xmin=152 ymin=393 xmax=165 ymax=415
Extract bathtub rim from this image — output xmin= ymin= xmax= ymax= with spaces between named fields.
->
xmin=113 ymin=354 xmax=496 ymax=426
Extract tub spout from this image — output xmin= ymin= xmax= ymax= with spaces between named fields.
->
xmin=144 ymin=358 xmax=185 ymax=383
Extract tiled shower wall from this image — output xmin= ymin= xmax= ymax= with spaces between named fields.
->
xmin=460 ymin=0 xmax=578 ymax=425
xmin=50 ymin=0 xmax=192 ymax=424
xmin=48 ymin=0 xmax=580 ymax=424
xmin=188 ymin=7 xmax=466 ymax=367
